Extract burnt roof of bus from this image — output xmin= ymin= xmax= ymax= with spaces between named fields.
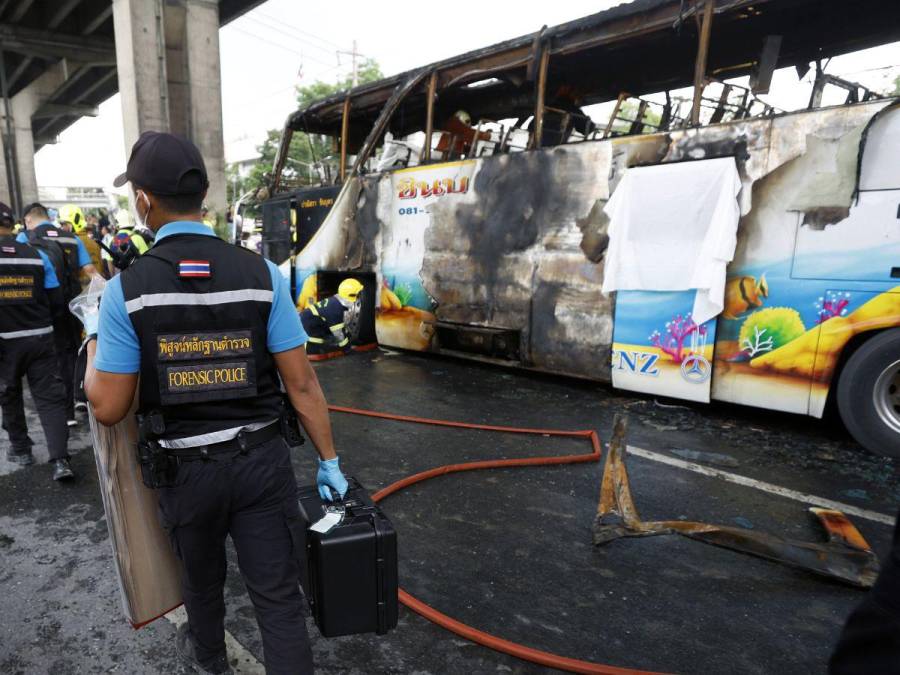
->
xmin=286 ymin=0 xmax=900 ymax=143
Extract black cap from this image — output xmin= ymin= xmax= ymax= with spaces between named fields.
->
xmin=113 ymin=131 xmax=209 ymax=195
xmin=21 ymin=202 xmax=48 ymax=217
xmin=0 ymin=201 xmax=13 ymax=226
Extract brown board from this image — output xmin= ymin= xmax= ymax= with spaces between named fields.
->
xmin=88 ymin=407 xmax=182 ymax=627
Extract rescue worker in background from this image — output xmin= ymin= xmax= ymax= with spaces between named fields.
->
xmin=81 ymin=131 xmax=347 ymax=675
xmin=60 ymin=204 xmax=105 ymax=284
xmin=527 ymin=85 xmax=594 ymax=147
xmin=114 ymin=208 xmax=152 ymax=255
xmin=21 ymin=203 xmax=97 ymax=427
xmin=435 ymin=110 xmax=492 ymax=159
xmin=86 ymin=213 xmax=101 ymax=242
xmin=202 ymin=204 xmax=215 ymax=229
xmin=299 ymin=278 xmax=363 ymax=356
xmin=0 ymin=202 xmax=74 ymax=481
xmin=99 ymin=221 xmax=115 ymax=278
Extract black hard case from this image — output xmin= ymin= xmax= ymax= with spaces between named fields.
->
xmin=296 ymin=477 xmax=398 ymax=637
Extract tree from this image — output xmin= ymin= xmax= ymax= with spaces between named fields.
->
xmin=231 ymin=58 xmax=383 ymax=211
xmin=613 ymin=99 xmax=663 ymax=134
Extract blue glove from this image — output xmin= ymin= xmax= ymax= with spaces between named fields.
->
xmin=317 ymin=456 xmax=348 ymax=502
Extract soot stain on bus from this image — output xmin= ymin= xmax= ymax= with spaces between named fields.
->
xmin=441 ymin=148 xmax=587 ymax=304
xmin=575 ymin=199 xmax=610 ymax=263
xmin=351 ymin=180 xmax=380 ymax=268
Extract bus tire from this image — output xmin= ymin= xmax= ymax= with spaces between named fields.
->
xmin=837 ymin=328 xmax=900 ymax=458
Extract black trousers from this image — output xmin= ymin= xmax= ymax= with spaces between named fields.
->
xmin=829 ymin=509 xmax=900 ymax=674
xmin=0 ymin=335 xmax=69 ymax=460
xmin=157 ymin=436 xmax=313 ymax=674
xmin=52 ymin=317 xmax=78 ymax=419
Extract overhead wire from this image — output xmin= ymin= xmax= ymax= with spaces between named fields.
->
xmin=255 ymin=10 xmax=345 ymax=50
xmin=230 ymin=25 xmax=336 ymax=70
xmin=242 ymin=14 xmax=339 ymax=59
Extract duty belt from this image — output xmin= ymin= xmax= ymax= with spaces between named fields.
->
xmin=165 ymin=421 xmax=281 ymax=461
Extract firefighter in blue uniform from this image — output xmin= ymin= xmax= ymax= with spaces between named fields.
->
xmin=20 ymin=202 xmax=97 ymax=426
xmin=0 ymin=201 xmax=74 ymax=481
xmin=299 ymin=278 xmax=363 ymax=356
xmin=81 ymin=132 xmax=347 ymax=675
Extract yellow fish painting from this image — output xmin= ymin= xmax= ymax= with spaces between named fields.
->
xmin=723 ymin=273 xmax=768 ymax=320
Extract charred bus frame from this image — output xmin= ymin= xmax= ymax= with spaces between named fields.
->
xmin=269 ymin=0 xmax=900 ymax=194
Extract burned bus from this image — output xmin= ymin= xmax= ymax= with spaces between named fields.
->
xmin=260 ymin=0 xmax=900 ymax=456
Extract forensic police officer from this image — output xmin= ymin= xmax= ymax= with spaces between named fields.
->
xmin=21 ymin=202 xmax=97 ymax=426
xmin=81 ymin=131 xmax=348 ymax=675
xmin=299 ymin=278 xmax=363 ymax=356
xmin=0 ymin=201 xmax=74 ymax=480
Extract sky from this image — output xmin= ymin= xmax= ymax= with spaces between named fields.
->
xmin=33 ymin=0 xmax=900 ymax=193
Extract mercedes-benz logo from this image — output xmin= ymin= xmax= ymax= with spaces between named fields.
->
xmin=680 ymin=353 xmax=711 ymax=384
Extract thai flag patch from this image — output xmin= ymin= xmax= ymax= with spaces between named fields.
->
xmin=2 ymin=246 xmax=16 ymax=253
xmin=178 ymin=260 xmax=211 ymax=278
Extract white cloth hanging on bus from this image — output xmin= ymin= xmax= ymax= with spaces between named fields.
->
xmin=601 ymin=156 xmax=742 ymax=325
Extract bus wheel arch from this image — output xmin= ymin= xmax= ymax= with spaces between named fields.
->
xmin=835 ymin=327 xmax=900 ymax=458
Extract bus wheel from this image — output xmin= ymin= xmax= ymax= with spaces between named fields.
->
xmin=837 ymin=328 xmax=900 ymax=458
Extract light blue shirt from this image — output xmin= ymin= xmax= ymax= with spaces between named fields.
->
xmin=37 ymin=249 xmax=60 ymax=289
xmin=18 ymin=221 xmax=92 ymax=267
xmin=94 ymin=220 xmax=307 ymax=374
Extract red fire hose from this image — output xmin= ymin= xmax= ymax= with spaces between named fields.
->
xmin=327 ymin=405 xmax=658 ymax=675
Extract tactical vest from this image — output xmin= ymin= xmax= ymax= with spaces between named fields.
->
xmin=302 ymin=296 xmax=348 ymax=344
xmin=28 ymin=223 xmax=81 ymax=300
xmin=120 ymin=233 xmax=283 ymax=441
xmin=0 ymin=237 xmax=53 ymax=339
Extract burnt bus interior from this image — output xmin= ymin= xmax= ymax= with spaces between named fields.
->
xmin=261 ymin=0 xmax=900 ymax=356
xmin=267 ymin=0 xmax=900 ymax=195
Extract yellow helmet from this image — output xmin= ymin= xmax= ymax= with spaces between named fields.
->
xmin=338 ymin=278 xmax=364 ymax=302
xmin=60 ymin=204 xmax=86 ymax=232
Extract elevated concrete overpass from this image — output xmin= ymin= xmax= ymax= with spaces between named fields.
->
xmin=0 ymin=0 xmax=265 ymax=221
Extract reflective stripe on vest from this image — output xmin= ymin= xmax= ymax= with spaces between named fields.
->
xmin=157 ymin=418 xmax=278 ymax=449
xmin=0 ymin=325 xmax=53 ymax=339
xmin=0 ymin=258 xmax=44 ymax=266
xmin=308 ymin=303 xmax=326 ymax=322
xmin=125 ymin=288 xmax=274 ymax=314
xmin=52 ymin=236 xmax=81 ymax=247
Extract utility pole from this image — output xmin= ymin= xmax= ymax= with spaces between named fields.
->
xmin=337 ymin=40 xmax=361 ymax=88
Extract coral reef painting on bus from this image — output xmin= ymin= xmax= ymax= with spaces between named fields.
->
xmin=711 ymin=104 xmax=900 ymax=416
xmin=612 ymin=290 xmax=717 ymax=403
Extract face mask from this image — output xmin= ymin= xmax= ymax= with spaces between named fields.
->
xmin=130 ymin=189 xmax=151 ymax=231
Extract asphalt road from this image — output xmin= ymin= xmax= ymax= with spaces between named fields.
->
xmin=1 ymin=349 xmax=897 ymax=674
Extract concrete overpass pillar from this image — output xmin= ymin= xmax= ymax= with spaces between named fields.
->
xmin=0 ymin=131 xmax=10 ymax=209
xmin=0 ymin=61 xmax=69 ymax=209
xmin=112 ymin=0 xmax=227 ymax=229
